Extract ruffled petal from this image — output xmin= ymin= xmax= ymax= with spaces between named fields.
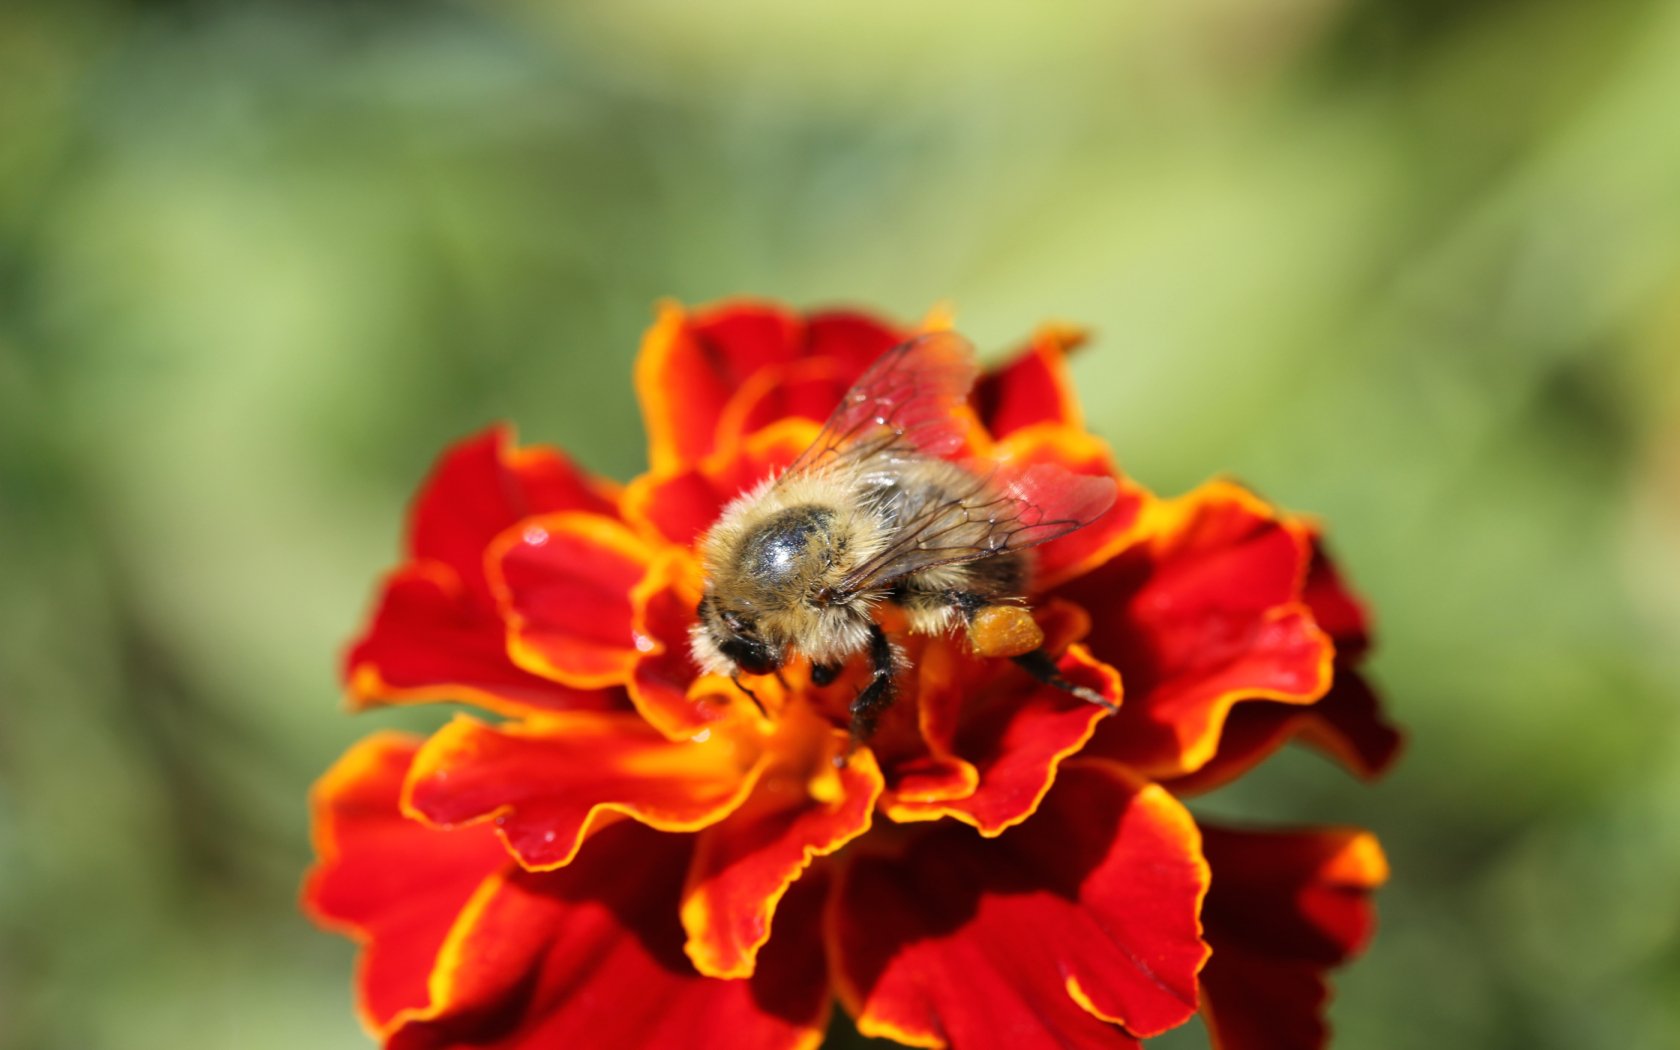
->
xmin=990 ymin=425 xmax=1148 ymax=592
xmin=622 ymin=420 xmax=818 ymax=550
xmin=344 ymin=564 xmax=621 ymax=717
xmin=714 ymin=313 xmax=907 ymax=449
xmin=831 ymin=760 xmax=1210 ymax=1049
xmin=682 ymin=724 xmax=883 ymax=978
xmin=792 ymin=632 xmax=980 ymax=817
xmin=344 ymin=428 xmax=624 ymax=715
xmin=301 ymin=733 xmax=510 ymax=1035
xmin=388 ymin=822 xmax=832 ymax=1050
xmin=882 ymin=625 xmax=1119 ymax=835
xmin=802 ymin=310 xmax=911 ymax=375
xmin=715 ymin=357 xmax=861 ymax=455
xmin=973 ymin=325 xmax=1087 ymax=437
xmin=489 ymin=511 xmax=657 ymax=689
xmin=1169 ymin=525 xmax=1402 ymax=792
xmin=403 ymin=713 xmax=768 ymax=870
xmin=1297 ymin=528 xmax=1373 ymax=661
xmin=625 ymin=549 xmax=746 ymax=737
xmin=1198 ymin=825 xmax=1389 ymax=1050
xmin=1288 ymin=670 xmax=1402 ymax=776
xmin=407 ymin=425 xmax=618 ymax=603
xmin=1166 ymin=671 xmax=1403 ymax=795
xmin=1061 ymin=482 xmax=1333 ymax=779
xmin=636 ymin=300 xmax=905 ymax=473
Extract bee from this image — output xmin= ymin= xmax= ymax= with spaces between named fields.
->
xmin=691 ymin=330 xmax=1118 ymax=741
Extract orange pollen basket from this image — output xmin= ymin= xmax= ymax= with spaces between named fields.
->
xmin=967 ymin=604 xmax=1046 ymax=658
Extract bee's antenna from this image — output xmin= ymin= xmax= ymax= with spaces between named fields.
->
xmin=731 ymin=674 xmax=768 ymax=718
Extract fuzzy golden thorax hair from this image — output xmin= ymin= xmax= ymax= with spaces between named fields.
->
xmin=691 ymin=472 xmax=888 ymax=673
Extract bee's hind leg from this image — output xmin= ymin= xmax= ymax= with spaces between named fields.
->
xmin=843 ymin=624 xmax=897 ymax=752
xmin=1012 ymin=649 xmax=1118 ymax=713
xmin=936 ymin=587 xmax=1115 ymax=713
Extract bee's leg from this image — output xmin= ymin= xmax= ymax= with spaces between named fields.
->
xmin=810 ymin=661 xmax=843 ymax=687
xmin=1012 ymin=649 xmax=1117 ymax=713
xmin=846 ymin=624 xmax=897 ymax=746
xmin=940 ymin=591 xmax=1044 ymax=659
xmin=936 ymin=588 xmax=1114 ymax=712
xmin=731 ymin=673 xmax=768 ymax=718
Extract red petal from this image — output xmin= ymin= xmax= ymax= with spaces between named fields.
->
xmin=875 ymin=754 xmax=980 ymax=809
xmin=1291 ymin=670 xmax=1402 ymax=776
xmin=832 ymin=760 xmax=1210 ymax=1048
xmin=490 ymin=512 xmax=657 ymax=689
xmin=638 ymin=303 xmax=799 ymax=477
xmin=884 ymin=637 xmax=1119 ymax=836
xmin=623 ymin=421 xmax=817 ymax=550
xmin=715 ymin=357 xmax=862 ymax=454
xmin=302 ymin=733 xmax=510 ymax=1034
xmin=1060 ymin=482 xmax=1333 ymax=779
xmin=1167 ymin=670 xmax=1404 ymax=795
xmin=407 ymin=426 xmax=617 ymax=603
xmin=715 ymin=312 xmax=907 ymax=448
xmin=344 ymin=564 xmax=620 ymax=717
xmin=345 ymin=427 xmax=623 ymax=715
xmin=404 ymin=713 xmax=768 ymax=870
xmin=990 ymin=425 xmax=1148 ymax=592
xmin=388 ymin=823 xmax=832 ymax=1050
xmin=682 ymin=726 xmax=883 ymax=978
xmin=637 ymin=300 xmax=906 ymax=473
xmin=1298 ymin=527 xmax=1373 ymax=660
xmin=626 ymin=550 xmax=745 ymax=737
xmin=1203 ymin=948 xmax=1335 ymax=1050
xmin=1198 ymin=825 xmax=1388 ymax=1050
xmin=804 ymin=309 xmax=911 ymax=374
xmin=853 ymin=632 xmax=983 ymax=820
xmin=1164 ymin=525 xmax=1401 ymax=792
xmin=973 ymin=325 xmax=1087 ymax=437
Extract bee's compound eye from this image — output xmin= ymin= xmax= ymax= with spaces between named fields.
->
xmin=722 ymin=610 xmax=749 ymax=633
xmin=720 ymin=635 xmax=781 ymax=676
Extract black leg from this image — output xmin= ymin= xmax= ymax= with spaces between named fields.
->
xmin=1013 ymin=649 xmax=1117 ymax=713
xmin=847 ymin=624 xmax=897 ymax=744
xmin=811 ymin=661 xmax=842 ymax=687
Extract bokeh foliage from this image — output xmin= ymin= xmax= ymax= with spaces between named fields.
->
xmin=2 ymin=1 xmax=1678 ymax=1048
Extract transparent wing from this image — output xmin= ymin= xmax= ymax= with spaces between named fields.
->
xmin=772 ymin=329 xmax=1117 ymax=595
xmin=778 ymin=330 xmax=979 ymax=482
xmin=835 ymin=460 xmax=1117 ymax=595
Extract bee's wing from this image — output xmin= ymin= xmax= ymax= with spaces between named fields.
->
xmin=779 ymin=330 xmax=980 ymax=479
xmin=774 ymin=329 xmax=1117 ymax=595
xmin=834 ymin=460 xmax=1118 ymax=595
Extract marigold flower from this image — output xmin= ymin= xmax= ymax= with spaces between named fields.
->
xmin=305 ymin=300 xmax=1403 ymax=1049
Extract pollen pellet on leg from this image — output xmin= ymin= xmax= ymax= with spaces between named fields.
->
xmin=967 ymin=604 xmax=1044 ymax=658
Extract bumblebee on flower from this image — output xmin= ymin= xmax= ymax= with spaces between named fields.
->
xmin=306 ymin=299 xmax=1402 ymax=1050
xmin=690 ymin=330 xmax=1118 ymax=740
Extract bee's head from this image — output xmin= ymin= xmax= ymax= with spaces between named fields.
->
xmin=692 ymin=593 xmax=784 ymax=677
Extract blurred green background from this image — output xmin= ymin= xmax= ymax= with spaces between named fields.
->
xmin=3 ymin=0 xmax=1678 ymax=1047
